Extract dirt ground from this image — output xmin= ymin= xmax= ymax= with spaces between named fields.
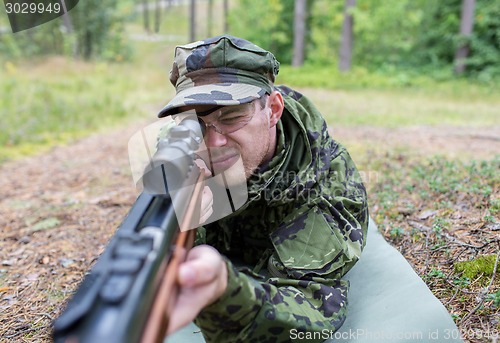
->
xmin=332 ymin=124 xmax=500 ymax=162
xmin=0 ymin=121 xmax=499 ymax=342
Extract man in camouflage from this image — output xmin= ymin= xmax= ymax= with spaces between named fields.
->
xmin=159 ymin=35 xmax=369 ymax=342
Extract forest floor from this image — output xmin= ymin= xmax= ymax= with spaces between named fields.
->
xmin=0 ymin=119 xmax=499 ymax=342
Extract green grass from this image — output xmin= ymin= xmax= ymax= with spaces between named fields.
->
xmin=277 ymin=65 xmax=500 ymax=127
xmin=0 ymin=40 xmax=179 ymax=162
xmin=371 ymin=156 xmax=499 ymax=213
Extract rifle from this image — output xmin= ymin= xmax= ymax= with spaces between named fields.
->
xmin=53 ymin=118 xmax=205 ymax=343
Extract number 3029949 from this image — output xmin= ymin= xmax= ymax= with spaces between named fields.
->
xmin=5 ymin=2 xmax=61 ymax=14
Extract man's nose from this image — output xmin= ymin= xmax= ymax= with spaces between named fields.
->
xmin=204 ymin=125 xmax=227 ymax=147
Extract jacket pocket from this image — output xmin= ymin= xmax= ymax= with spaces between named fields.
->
xmin=269 ymin=205 xmax=345 ymax=278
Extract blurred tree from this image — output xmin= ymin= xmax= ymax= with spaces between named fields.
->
xmin=71 ymin=0 xmax=127 ymax=60
xmin=307 ymin=0 xmax=343 ymax=66
xmin=190 ymin=0 xmax=196 ymax=41
xmin=0 ymin=9 xmax=65 ymax=57
xmin=142 ymin=0 xmax=150 ymax=33
xmin=154 ymin=0 xmax=162 ymax=33
xmin=224 ymin=0 xmax=229 ymax=33
xmin=339 ymin=0 xmax=355 ymax=71
xmin=0 ymin=1 xmax=130 ymax=61
xmin=229 ymin=0 xmax=314 ymax=64
xmin=454 ymin=0 xmax=476 ymax=74
xmin=466 ymin=0 xmax=500 ymax=78
xmin=208 ymin=0 xmax=214 ymax=37
xmin=415 ymin=0 xmax=500 ymax=78
xmin=292 ymin=0 xmax=307 ymax=67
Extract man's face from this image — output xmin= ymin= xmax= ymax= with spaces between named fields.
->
xmin=179 ymin=98 xmax=272 ymax=182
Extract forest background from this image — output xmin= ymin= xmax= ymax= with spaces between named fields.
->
xmin=0 ymin=0 xmax=499 ymax=342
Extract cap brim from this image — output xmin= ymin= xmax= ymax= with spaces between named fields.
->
xmin=158 ymin=83 xmax=266 ymax=117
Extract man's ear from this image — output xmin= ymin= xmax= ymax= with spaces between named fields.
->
xmin=267 ymin=90 xmax=284 ymax=128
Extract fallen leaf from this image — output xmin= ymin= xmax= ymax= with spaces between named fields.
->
xmin=31 ymin=217 xmax=60 ymax=232
xmin=418 ymin=209 xmax=437 ymax=220
xmin=59 ymin=258 xmax=75 ymax=268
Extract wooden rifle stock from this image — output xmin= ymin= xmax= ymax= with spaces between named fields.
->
xmin=141 ymin=172 xmax=204 ymax=343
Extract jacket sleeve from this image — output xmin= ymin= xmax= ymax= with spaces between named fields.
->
xmin=194 ymin=146 xmax=369 ymax=343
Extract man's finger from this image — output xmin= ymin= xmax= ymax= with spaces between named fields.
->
xmin=178 ymin=246 xmax=222 ymax=286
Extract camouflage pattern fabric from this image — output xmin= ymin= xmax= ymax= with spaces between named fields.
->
xmin=194 ymin=86 xmax=369 ymax=343
xmin=158 ymin=35 xmax=280 ymax=118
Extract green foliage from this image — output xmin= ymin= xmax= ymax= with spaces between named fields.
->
xmin=352 ymin=0 xmax=429 ymax=67
xmin=0 ymin=12 xmax=65 ymax=57
xmin=432 ymin=217 xmax=449 ymax=234
xmin=2 ymin=0 xmax=498 ymax=77
xmin=455 ymin=255 xmax=497 ymax=280
xmin=427 ymin=268 xmax=447 ymax=279
xmin=468 ymin=0 xmax=500 ymax=79
xmin=307 ymin=0 xmax=343 ymax=66
xmin=230 ymin=0 xmax=500 ymax=81
xmin=229 ymin=0 xmax=313 ymax=64
xmin=70 ymin=0 xmax=131 ymax=61
xmin=486 ymin=289 xmax=500 ymax=307
xmin=411 ymin=0 xmax=460 ymax=67
xmin=415 ymin=0 xmax=500 ymax=79
xmin=389 ymin=226 xmax=405 ymax=238
xmin=229 ymin=0 xmax=288 ymax=63
xmin=490 ymin=199 xmax=500 ymax=214
xmin=452 ymin=276 xmax=471 ymax=287
xmin=0 ymin=0 xmax=132 ymax=61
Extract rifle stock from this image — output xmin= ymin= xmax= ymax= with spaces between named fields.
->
xmin=53 ymin=118 xmax=205 ymax=343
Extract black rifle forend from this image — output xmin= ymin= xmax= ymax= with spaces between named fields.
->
xmin=53 ymin=118 xmax=204 ymax=343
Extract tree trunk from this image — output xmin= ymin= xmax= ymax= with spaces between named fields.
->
xmin=83 ymin=30 xmax=92 ymax=60
xmin=190 ymin=0 xmax=196 ymax=41
xmin=292 ymin=0 xmax=307 ymax=67
xmin=223 ymin=0 xmax=229 ymax=33
xmin=339 ymin=0 xmax=355 ymax=72
xmin=154 ymin=0 xmax=161 ymax=33
xmin=454 ymin=0 xmax=476 ymax=74
xmin=207 ymin=0 xmax=214 ymax=37
xmin=142 ymin=0 xmax=150 ymax=33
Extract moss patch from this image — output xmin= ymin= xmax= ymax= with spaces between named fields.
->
xmin=455 ymin=255 xmax=497 ymax=280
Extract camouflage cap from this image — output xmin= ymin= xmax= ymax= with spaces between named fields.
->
xmin=158 ymin=35 xmax=280 ymax=117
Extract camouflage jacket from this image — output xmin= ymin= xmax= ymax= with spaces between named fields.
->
xmin=193 ymin=86 xmax=369 ymax=343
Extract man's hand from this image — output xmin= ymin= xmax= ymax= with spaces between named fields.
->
xmin=167 ymin=245 xmax=228 ymax=334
